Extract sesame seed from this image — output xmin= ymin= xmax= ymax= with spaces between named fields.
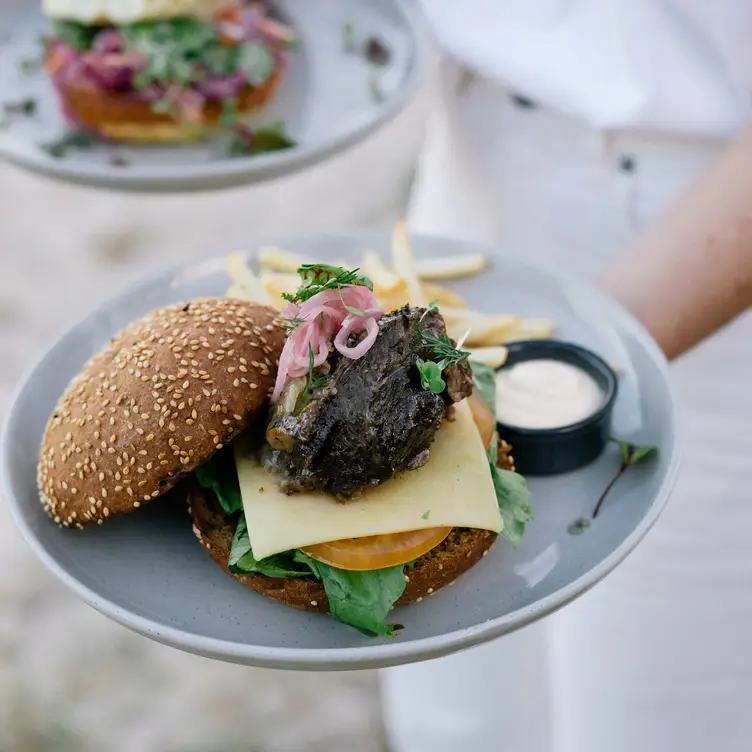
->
xmin=133 ymin=501 xmax=141 ymax=508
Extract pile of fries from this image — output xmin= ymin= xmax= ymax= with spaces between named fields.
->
xmin=225 ymin=221 xmax=554 ymax=368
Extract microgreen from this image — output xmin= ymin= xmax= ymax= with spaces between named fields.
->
xmin=227 ymin=122 xmax=297 ymax=157
xmin=428 ymin=298 xmax=439 ymax=311
xmin=591 ymin=438 xmax=658 ymax=518
xmin=282 ymin=264 xmax=373 ymax=305
xmin=416 ymin=358 xmax=446 ymax=394
xmin=41 ymin=130 xmax=99 ymax=158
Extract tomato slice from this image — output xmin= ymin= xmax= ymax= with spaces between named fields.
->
xmin=467 ymin=390 xmax=496 ymax=451
xmin=301 ymin=527 xmax=452 ymax=571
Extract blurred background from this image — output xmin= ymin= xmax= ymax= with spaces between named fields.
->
xmin=0 ymin=29 xmax=438 ymax=752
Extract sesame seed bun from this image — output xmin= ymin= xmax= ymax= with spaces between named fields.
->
xmin=51 ymin=68 xmax=284 ymax=143
xmin=188 ymin=485 xmax=498 ymax=614
xmin=38 ymin=298 xmax=285 ymax=528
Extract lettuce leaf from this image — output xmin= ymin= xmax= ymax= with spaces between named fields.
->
xmin=470 ymin=360 xmax=534 ymax=546
xmin=229 ymin=515 xmax=312 ymax=578
xmin=194 ymin=451 xmax=243 ymax=515
xmin=294 ymin=552 xmax=406 ymax=638
xmin=228 ymin=516 xmax=407 ymax=636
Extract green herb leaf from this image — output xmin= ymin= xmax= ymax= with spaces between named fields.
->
xmin=490 ymin=465 xmax=534 ymax=548
xmin=227 ymin=122 xmax=297 ymax=158
xmin=284 ymin=263 xmax=373 ymax=304
xmin=4 ymin=98 xmax=37 ymax=116
xmin=567 ymin=517 xmax=591 ymax=535
xmin=229 ymin=515 xmax=312 ymax=578
xmin=219 ymin=97 xmax=239 ymax=129
xmin=294 ymin=552 xmax=406 ymax=637
xmin=608 ymin=437 xmax=658 ymax=467
xmin=193 ymin=451 xmax=243 ymax=515
xmin=237 ymin=42 xmax=275 ymax=86
xmin=41 ymin=130 xmax=100 ymax=158
xmin=20 ymin=57 xmax=42 ymax=75
xmin=52 ymin=20 xmax=99 ymax=51
xmin=428 ymin=298 xmax=439 ymax=311
xmin=421 ymin=509 xmax=430 ymax=520
xmin=416 ymin=358 xmax=446 ymax=394
xmin=470 ymin=360 xmax=499 ymax=460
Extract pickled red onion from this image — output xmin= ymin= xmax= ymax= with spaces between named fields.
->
xmin=272 ymin=285 xmax=383 ymax=400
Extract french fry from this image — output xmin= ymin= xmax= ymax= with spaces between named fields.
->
xmin=442 ymin=306 xmax=521 ymax=346
xmin=390 ymin=220 xmax=426 ymax=305
xmin=257 ymin=246 xmax=309 ymax=273
xmin=362 ymin=251 xmax=403 ymax=292
xmin=226 ymin=252 xmax=273 ymax=305
xmin=415 ymin=254 xmax=486 ymax=279
xmin=466 ymin=346 xmax=509 ymax=369
xmin=422 ymin=282 xmax=466 ymax=309
xmin=503 ymin=317 xmax=556 ymax=342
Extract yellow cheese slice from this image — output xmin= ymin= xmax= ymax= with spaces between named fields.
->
xmin=236 ymin=400 xmax=503 ymax=561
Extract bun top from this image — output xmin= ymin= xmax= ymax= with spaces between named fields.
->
xmin=38 ymin=298 xmax=285 ymax=528
xmin=43 ymin=0 xmax=239 ymax=25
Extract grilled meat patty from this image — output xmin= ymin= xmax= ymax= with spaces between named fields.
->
xmin=263 ymin=305 xmax=472 ymax=499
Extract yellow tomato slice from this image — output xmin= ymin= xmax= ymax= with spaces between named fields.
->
xmin=467 ymin=391 xmax=496 ymax=451
xmin=301 ymin=527 xmax=452 ymax=571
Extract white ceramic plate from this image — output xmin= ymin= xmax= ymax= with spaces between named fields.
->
xmin=0 ymin=0 xmax=426 ymax=191
xmin=0 ymin=231 xmax=679 ymax=670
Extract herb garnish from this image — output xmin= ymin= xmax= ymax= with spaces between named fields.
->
xmin=283 ymin=315 xmax=306 ymax=332
xmin=592 ymin=438 xmax=658 ymax=518
xmin=417 ymin=328 xmax=469 ymax=369
xmin=227 ymin=122 xmax=297 ymax=157
xmin=41 ymin=130 xmax=100 ymax=158
xmin=301 ymin=345 xmax=329 ymax=399
xmin=282 ymin=264 xmax=374 ymax=305
xmin=414 ymin=327 xmax=469 ymax=395
xmin=416 ymin=358 xmax=446 ymax=394
xmin=20 ymin=57 xmax=42 ymax=75
xmin=427 ymin=298 xmax=439 ymax=311
xmin=421 ymin=510 xmax=430 ymax=520
xmin=4 ymin=98 xmax=37 ymax=117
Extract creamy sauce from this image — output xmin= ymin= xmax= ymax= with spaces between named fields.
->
xmin=495 ymin=359 xmax=603 ymax=429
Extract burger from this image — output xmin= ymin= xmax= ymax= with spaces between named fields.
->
xmin=42 ymin=0 xmax=294 ymax=141
xmin=38 ymin=268 xmax=533 ymax=637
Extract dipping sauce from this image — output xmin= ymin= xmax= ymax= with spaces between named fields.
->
xmin=495 ymin=359 xmax=603 ymax=429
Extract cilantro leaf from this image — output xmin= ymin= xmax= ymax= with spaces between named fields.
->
xmin=490 ymin=465 xmax=534 ymax=547
xmin=193 ymin=450 xmax=243 ymax=515
xmin=229 ymin=515 xmax=312 ymax=578
xmin=294 ymin=552 xmax=406 ymax=637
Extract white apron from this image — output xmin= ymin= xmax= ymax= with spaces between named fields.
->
xmin=380 ymin=62 xmax=752 ymax=752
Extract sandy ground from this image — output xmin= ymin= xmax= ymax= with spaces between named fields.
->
xmin=0 ymin=70 xmax=436 ymax=750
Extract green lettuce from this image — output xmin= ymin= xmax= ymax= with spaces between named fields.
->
xmin=194 ymin=451 xmax=243 ymax=515
xmin=293 ymin=552 xmax=406 ymax=638
xmin=470 ymin=360 xmax=534 ymax=547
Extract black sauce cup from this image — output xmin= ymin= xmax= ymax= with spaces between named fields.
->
xmin=495 ymin=340 xmax=619 ymax=476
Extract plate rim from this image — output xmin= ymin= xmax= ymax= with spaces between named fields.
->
xmin=0 ymin=0 xmax=430 ymax=192
xmin=0 ymin=230 xmax=681 ymax=670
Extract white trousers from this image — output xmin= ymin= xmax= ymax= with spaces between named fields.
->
xmin=380 ymin=63 xmax=752 ymax=752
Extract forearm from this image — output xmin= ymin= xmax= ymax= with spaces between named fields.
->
xmin=599 ymin=124 xmax=752 ymax=361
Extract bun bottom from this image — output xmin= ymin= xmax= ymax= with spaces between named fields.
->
xmin=188 ymin=486 xmax=497 ymax=615
xmin=52 ymin=67 xmax=284 ymax=143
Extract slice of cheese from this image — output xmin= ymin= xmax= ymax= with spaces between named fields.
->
xmin=236 ymin=400 xmax=503 ymax=561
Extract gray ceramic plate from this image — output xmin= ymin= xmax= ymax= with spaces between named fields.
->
xmin=0 ymin=0 xmax=425 ymax=192
xmin=1 ymin=231 xmax=679 ymax=670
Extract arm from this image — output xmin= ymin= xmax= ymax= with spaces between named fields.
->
xmin=599 ymin=123 xmax=752 ymax=361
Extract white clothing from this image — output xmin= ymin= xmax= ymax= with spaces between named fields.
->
xmin=418 ymin=0 xmax=752 ymax=138
xmin=380 ymin=62 xmax=752 ymax=752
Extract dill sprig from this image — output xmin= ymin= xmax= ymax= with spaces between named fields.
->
xmin=283 ymin=315 xmax=306 ymax=333
xmin=282 ymin=263 xmax=373 ymax=304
